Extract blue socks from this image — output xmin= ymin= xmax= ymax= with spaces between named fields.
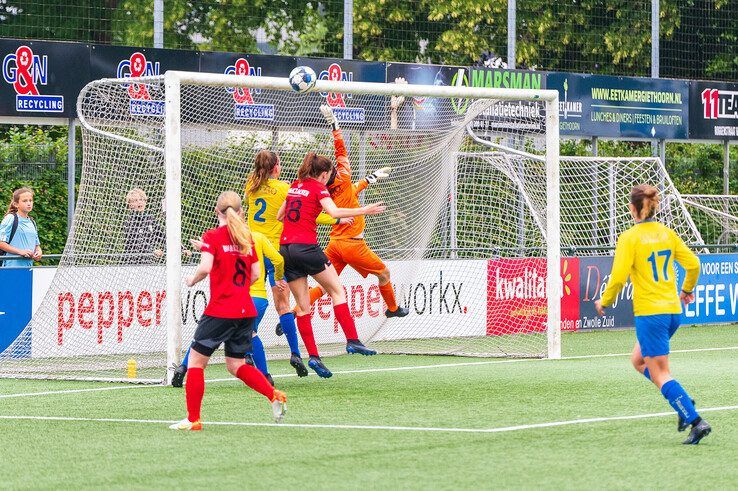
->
xmin=661 ymin=379 xmax=699 ymax=425
xmin=181 ymin=343 xmax=192 ymax=367
xmin=643 ymin=368 xmax=651 ymax=380
xmin=279 ymin=312 xmax=301 ymax=357
xmin=251 ymin=335 xmax=269 ymax=376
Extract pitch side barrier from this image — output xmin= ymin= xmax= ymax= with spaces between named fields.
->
xmin=2 ymin=253 xmax=736 ymax=357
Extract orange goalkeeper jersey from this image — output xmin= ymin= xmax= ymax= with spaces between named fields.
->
xmin=328 ymin=129 xmax=366 ymax=239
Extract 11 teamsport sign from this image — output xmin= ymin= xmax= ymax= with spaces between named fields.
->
xmin=689 ymin=81 xmax=738 ymax=140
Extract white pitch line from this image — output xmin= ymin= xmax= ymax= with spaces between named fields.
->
xmin=205 ymin=344 xmax=738 ymax=383
xmin=2 ymin=345 xmax=737 ymax=399
xmin=0 ymin=404 xmax=736 ymax=434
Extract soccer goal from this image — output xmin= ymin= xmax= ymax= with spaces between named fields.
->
xmin=1 ymin=71 xmax=566 ymax=383
xmin=682 ymin=194 xmax=738 ymax=247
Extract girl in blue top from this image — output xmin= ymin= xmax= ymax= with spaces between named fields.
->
xmin=0 ymin=187 xmax=42 ymax=267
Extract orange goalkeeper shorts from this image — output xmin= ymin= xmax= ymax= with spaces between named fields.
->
xmin=324 ymin=238 xmax=386 ymax=278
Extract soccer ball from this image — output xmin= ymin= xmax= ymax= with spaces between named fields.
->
xmin=289 ymin=66 xmax=317 ymax=93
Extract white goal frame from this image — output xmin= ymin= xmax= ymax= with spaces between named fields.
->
xmin=79 ymin=71 xmax=561 ymax=383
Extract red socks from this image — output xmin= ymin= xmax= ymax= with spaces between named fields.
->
xmin=185 ymin=367 xmax=205 ymax=423
xmin=296 ymin=314 xmax=319 ymax=357
xmin=379 ymin=282 xmax=398 ymax=312
xmin=334 ymin=302 xmax=358 ymax=341
xmin=236 ymin=364 xmax=274 ymax=400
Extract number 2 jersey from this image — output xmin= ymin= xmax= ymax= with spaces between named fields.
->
xmin=246 ymin=178 xmax=338 ymax=248
xmin=280 ymin=178 xmax=331 ymax=245
xmin=600 ymin=220 xmax=700 ymax=316
xmin=199 ymin=225 xmax=258 ymax=318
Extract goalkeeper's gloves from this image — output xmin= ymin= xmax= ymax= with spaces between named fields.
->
xmin=366 ymin=166 xmax=392 ymax=184
xmin=320 ymin=104 xmax=339 ymax=130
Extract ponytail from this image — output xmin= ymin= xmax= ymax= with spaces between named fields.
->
xmin=216 ymin=191 xmax=253 ymax=255
xmin=247 ymin=150 xmax=279 ymax=196
xmin=7 ymin=187 xmax=33 ymax=215
xmin=297 ymin=152 xmax=333 ymax=180
xmin=630 ymin=184 xmax=660 ymax=221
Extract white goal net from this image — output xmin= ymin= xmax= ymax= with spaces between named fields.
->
xmin=3 ymin=72 xmax=565 ymax=382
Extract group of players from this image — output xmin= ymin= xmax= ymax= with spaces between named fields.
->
xmin=169 ymin=105 xmax=408 ymax=430
xmin=168 ymin=104 xmax=712 ymax=444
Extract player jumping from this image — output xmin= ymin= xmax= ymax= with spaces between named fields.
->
xmin=278 ymin=152 xmax=385 ymax=377
xmin=287 ymin=105 xmax=409 ymax=323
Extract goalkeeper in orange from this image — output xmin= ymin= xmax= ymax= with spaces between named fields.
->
xmin=287 ymin=104 xmax=409 ymax=324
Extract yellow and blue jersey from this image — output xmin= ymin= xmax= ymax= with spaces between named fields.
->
xmin=600 ymin=220 xmax=700 ymax=316
xmin=250 ymin=231 xmax=284 ymax=299
xmin=246 ymin=178 xmax=338 ymax=248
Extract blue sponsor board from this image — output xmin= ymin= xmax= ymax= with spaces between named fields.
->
xmin=579 ymin=252 xmax=738 ymax=329
xmin=676 ymin=253 xmax=738 ymax=324
xmin=234 ymin=103 xmax=274 ymax=121
xmin=386 ymin=62 xmax=467 ymax=131
xmin=0 ymin=268 xmax=32 ymax=356
xmin=547 ymin=72 xmax=689 ymax=139
xmin=129 ymin=99 xmax=164 ymax=116
xmin=578 ymin=255 xmax=634 ymax=329
xmin=16 ymin=94 xmax=63 ymax=112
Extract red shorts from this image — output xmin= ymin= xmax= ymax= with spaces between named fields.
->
xmin=324 ymin=238 xmax=386 ymax=278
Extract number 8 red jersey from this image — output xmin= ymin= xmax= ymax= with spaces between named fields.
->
xmin=280 ymin=178 xmax=331 ymax=246
xmin=200 ymin=225 xmax=258 ymax=318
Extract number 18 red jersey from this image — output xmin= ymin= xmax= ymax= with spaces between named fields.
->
xmin=199 ymin=225 xmax=257 ymax=318
xmin=280 ymin=178 xmax=330 ymax=245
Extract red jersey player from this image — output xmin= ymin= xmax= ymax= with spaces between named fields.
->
xmin=277 ymin=152 xmax=385 ymax=378
xmin=170 ymin=191 xmax=286 ymax=431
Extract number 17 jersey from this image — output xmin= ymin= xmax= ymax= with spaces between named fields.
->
xmin=200 ymin=225 xmax=258 ymax=318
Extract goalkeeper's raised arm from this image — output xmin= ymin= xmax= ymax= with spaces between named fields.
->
xmin=289 ymin=105 xmax=410 ymax=321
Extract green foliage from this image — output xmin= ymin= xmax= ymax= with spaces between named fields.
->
xmin=0 ymin=126 xmax=79 ymax=256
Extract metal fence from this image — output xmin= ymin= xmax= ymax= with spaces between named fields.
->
xmin=0 ymin=1 xmax=736 ymax=81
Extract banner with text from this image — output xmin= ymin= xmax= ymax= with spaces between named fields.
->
xmin=689 ymin=80 xmax=738 ymax=140
xmin=0 ymin=39 xmax=89 ymax=118
xmin=547 ymin=72 xmax=689 ymax=139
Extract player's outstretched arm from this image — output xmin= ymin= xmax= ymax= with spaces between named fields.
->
xmin=390 ymin=77 xmax=408 ymax=130
xmin=353 ymin=167 xmax=392 ymax=195
xmin=319 ymin=196 xmax=385 ymax=219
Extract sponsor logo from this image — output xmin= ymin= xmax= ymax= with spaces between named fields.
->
xmin=559 ymin=78 xmax=583 ymax=132
xmin=319 ymin=63 xmax=365 ymax=123
xmin=700 ymin=87 xmax=738 ymax=137
xmin=225 ymin=58 xmax=274 ymax=121
xmin=487 ymin=258 xmax=580 ymax=335
xmin=57 ymin=290 xmax=167 ymax=346
xmin=117 ymin=52 xmax=164 ymax=116
xmin=2 ymin=45 xmax=64 ymax=113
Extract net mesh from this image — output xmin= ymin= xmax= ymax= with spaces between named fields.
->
xmin=0 ymin=74 xmax=697 ymax=382
xmin=682 ymin=195 xmax=738 ymax=247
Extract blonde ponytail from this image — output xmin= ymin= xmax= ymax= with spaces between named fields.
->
xmin=216 ymin=191 xmax=252 ymax=255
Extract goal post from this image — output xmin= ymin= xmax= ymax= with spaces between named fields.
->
xmin=1 ymin=70 xmax=563 ymax=383
xmin=161 ymin=70 xmax=563 ymax=375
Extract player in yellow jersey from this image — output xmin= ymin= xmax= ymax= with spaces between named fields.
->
xmin=244 ymin=149 xmax=353 ymax=376
xmin=171 ymin=230 xmax=288 ymax=387
xmin=595 ymin=184 xmax=710 ymax=444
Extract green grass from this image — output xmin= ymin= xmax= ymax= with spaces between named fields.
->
xmin=1 ymin=324 xmax=737 ymax=489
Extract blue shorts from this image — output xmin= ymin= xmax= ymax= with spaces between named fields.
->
xmin=634 ymin=314 xmax=681 ymax=357
xmin=263 ymin=257 xmax=277 ymax=288
xmin=252 ymin=297 xmax=269 ymax=334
